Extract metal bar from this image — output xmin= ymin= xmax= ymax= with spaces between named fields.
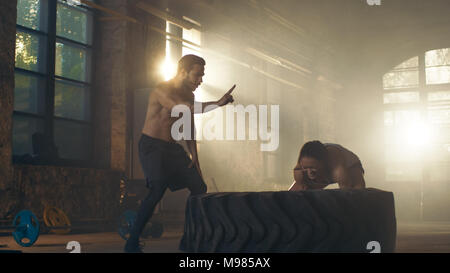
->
xmin=53 ymin=115 xmax=91 ymax=125
xmin=45 ymin=225 xmax=104 ymax=230
xmin=419 ymin=52 xmax=427 ymax=222
xmin=16 ymin=24 xmax=48 ymax=36
xmin=15 ymin=67 xmax=48 ymax=78
xmin=54 ymin=74 xmax=91 ymax=86
xmin=46 ymin=0 xmax=57 ymax=147
xmin=98 ymin=16 xmax=127 ymax=21
xmin=13 ymin=111 xmax=46 ymax=119
xmin=58 ymin=0 xmax=96 ymax=13
xmin=56 ymin=35 xmax=92 ymax=49
xmin=0 ymin=225 xmax=103 ymax=230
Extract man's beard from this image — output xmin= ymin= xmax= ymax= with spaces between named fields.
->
xmin=183 ymin=78 xmax=196 ymax=91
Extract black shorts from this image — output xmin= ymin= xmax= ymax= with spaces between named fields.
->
xmin=138 ymin=134 xmax=205 ymax=192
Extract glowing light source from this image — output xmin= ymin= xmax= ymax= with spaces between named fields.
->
xmin=161 ymin=21 xmax=177 ymax=81
xmin=160 ymin=59 xmax=176 ymax=81
xmin=403 ymin=121 xmax=432 ymax=149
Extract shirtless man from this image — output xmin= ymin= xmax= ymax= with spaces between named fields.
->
xmin=288 ymin=140 xmax=366 ymax=191
xmin=124 ymin=54 xmax=236 ymax=253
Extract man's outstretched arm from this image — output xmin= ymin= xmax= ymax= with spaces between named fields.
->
xmin=193 ymin=84 xmax=236 ymax=114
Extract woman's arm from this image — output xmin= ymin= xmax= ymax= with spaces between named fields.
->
xmin=288 ymin=181 xmax=307 ymax=191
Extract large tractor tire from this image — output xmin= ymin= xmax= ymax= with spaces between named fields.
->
xmin=179 ymin=188 xmax=396 ymax=253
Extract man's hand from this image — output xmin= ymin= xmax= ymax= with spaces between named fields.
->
xmin=291 ymin=168 xmax=329 ymax=191
xmin=217 ymin=84 xmax=236 ymax=107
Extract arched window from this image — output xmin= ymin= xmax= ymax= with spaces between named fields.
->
xmin=382 ymin=48 xmax=450 ymax=184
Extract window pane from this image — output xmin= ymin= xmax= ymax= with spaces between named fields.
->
xmin=54 ymin=80 xmax=90 ymax=121
xmin=182 ymin=44 xmax=202 ymax=57
xmin=425 ymin=144 xmax=450 ymax=163
xmin=15 ymin=31 xmax=47 ymax=72
xmin=395 ymin=56 xmax=419 ymax=69
xmin=384 ymin=110 xmax=423 ymax=145
xmin=384 ymin=110 xmax=421 ymax=126
xmin=444 ymin=144 xmax=450 ymax=153
xmin=383 ymin=91 xmax=420 ymax=104
xmin=17 ymin=0 xmax=47 ymax=31
xmin=433 ymin=127 xmax=450 ymax=143
xmin=55 ymin=42 xmax=89 ymax=82
xmin=426 ymin=48 xmax=450 ymax=67
xmin=428 ymin=91 xmax=450 ymax=101
xmin=54 ymin=120 xmax=90 ymax=160
xmin=426 ymin=66 xmax=450 ymax=85
xmin=383 ymin=71 xmax=419 ymax=89
xmin=14 ymin=72 xmax=46 ymax=114
xmin=426 ymin=48 xmax=450 ymax=85
xmin=428 ymin=108 xmax=450 ymax=124
xmin=182 ymin=27 xmax=201 ymax=55
xmin=428 ymin=90 xmax=450 ymax=124
xmin=383 ymin=56 xmax=419 ymax=89
xmin=384 ymin=111 xmax=394 ymax=127
xmin=58 ymin=0 xmax=90 ymax=9
xmin=12 ymin=115 xmax=45 ymax=156
xmin=57 ymin=2 xmax=92 ymax=44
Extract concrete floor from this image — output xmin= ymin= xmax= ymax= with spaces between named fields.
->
xmin=1 ymin=221 xmax=450 ymax=253
xmin=396 ymin=221 xmax=450 ymax=253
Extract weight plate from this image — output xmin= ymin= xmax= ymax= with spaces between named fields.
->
xmin=118 ymin=210 xmax=137 ymax=240
xmin=43 ymin=206 xmax=71 ymax=234
xmin=12 ymin=210 xmax=40 ymax=247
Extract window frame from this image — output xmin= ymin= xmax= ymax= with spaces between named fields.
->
xmin=13 ymin=0 xmax=96 ymax=167
xmin=383 ymin=49 xmax=450 ymax=183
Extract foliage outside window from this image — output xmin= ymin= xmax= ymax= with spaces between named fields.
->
xmin=14 ymin=0 xmax=94 ymax=164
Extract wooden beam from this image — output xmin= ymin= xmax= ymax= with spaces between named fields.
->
xmin=147 ymin=25 xmax=201 ymax=49
xmin=98 ymin=16 xmax=129 ymax=22
xmin=80 ymin=0 xmax=138 ymax=24
xmin=135 ymin=1 xmax=198 ymax=30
